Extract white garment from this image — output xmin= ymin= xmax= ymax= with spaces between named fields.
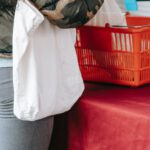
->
xmin=13 ymin=0 xmax=84 ymax=121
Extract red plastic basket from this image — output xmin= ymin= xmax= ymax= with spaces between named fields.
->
xmin=76 ymin=14 xmax=150 ymax=86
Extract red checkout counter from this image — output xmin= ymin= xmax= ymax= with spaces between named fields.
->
xmin=50 ymin=82 xmax=150 ymax=150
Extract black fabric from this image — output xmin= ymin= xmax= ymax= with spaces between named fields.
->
xmin=0 ymin=0 xmax=17 ymax=16
xmin=40 ymin=0 xmax=104 ymax=28
xmin=0 ymin=0 xmax=17 ymax=57
xmin=0 ymin=0 xmax=104 ymax=58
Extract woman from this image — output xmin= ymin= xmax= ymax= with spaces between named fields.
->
xmin=0 ymin=1 xmax=54 ymax=149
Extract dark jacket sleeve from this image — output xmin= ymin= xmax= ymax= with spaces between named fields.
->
xmin=0 ymin=0 xmax=17 ymax=14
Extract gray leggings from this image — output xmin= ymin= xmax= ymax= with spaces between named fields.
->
xmin=0 ymin=67 xmax=54 ymax=150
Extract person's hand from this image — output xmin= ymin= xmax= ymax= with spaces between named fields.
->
xmin=40 ymin=0 xmax=73 ymax=20
xmin=41 ymin=9 xmax=64 ymax=20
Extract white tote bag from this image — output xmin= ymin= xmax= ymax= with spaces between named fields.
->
xmin=13 ymin=0 xmax=84 ymax=121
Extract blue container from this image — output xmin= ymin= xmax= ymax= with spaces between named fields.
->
xmin=124 ymin=0 xmax=138 ymax=11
